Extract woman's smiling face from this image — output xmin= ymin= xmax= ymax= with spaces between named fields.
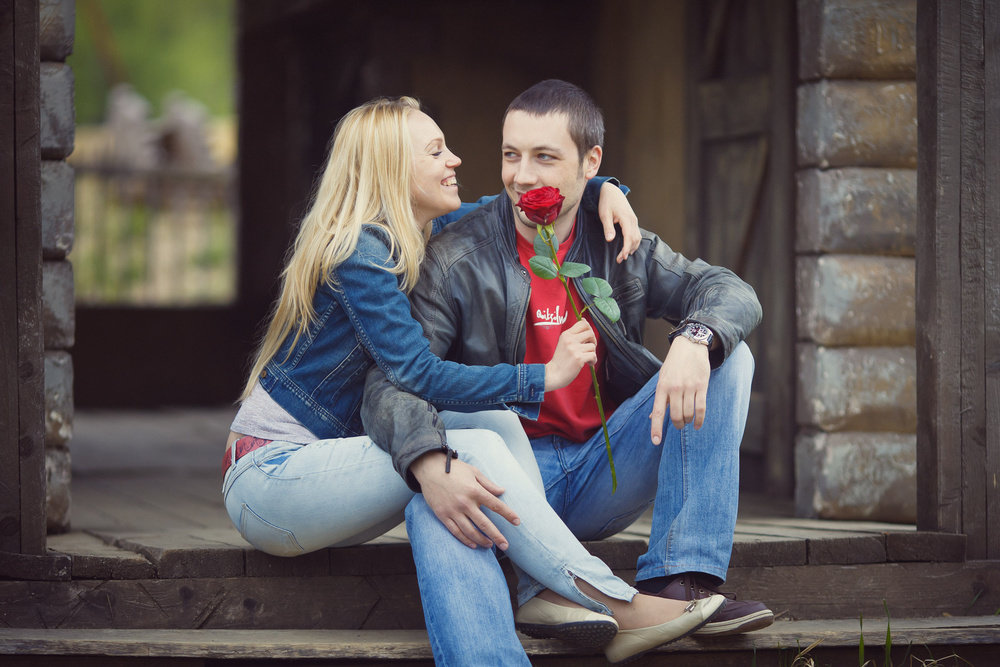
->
xmin=408 ymin=110 xmax=462 ymax=228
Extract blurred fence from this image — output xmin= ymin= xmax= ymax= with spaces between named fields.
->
xmin=73 ymin=161 xmax=237 ymax=305
xmin=72 ymin=86 xmax=238 ymax=305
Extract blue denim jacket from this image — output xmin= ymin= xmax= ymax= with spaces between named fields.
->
xmin=257 ymin=178 xmax=618 ymax=440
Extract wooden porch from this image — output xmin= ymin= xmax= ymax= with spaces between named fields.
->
xmin=1 ymin=409 xmax=998 ymax=665
xmin=3 ymin=1 xmax=999 ymax=664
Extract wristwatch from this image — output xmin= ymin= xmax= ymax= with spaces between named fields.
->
xmin=670 ymin=321 xmax=714 ymax=347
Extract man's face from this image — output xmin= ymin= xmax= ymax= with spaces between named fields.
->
xmin=501 ymin=110 xmax=601 ymax=239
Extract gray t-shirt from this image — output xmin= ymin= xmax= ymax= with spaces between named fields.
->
xmin=230 ymin=381 xmax=317 ymax=443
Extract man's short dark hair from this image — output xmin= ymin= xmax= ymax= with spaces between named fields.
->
xmin=505 ymin=79 xmax=605 ymax=162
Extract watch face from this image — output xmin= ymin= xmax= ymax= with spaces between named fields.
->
xmin=684 ymin=323 xmax=712 ymax=344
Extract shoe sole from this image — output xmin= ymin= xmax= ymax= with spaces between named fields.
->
xmin=516 ymin=620 xmax=619 ymax=648
xmin=694 ymin=610 xmax=775 ymax=637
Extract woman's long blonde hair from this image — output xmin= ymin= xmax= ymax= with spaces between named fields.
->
xmin=240 ymin=97 xmax=427 ymax=401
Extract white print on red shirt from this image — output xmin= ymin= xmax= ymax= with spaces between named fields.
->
xmin=534 ymin=306 xmax=569 ymax=327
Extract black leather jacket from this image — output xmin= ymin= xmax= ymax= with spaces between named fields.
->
xmin=361 ymin=192 xmax=762 ymax=489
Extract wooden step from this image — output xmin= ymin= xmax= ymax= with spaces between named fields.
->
xmin=1 ymin=617 xmax=998 ymax=666
xmin=6 ymin=560 xmax=1000 ymax=633
xmin=6 ymin=474 xmax=994 ymax=635
xmin=0 ymin=524 xmax=988 ymax=631
xmin=0 ymin=525 xmax=993 ymax=632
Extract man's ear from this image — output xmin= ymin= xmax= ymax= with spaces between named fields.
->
xmin=583 ymin=145 xmax=602 ymax=179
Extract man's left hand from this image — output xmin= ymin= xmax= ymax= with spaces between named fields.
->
xmin=598 ymin=182 xmax=641 ymax=263
xmin=649 ymin=337 xmax=711 ymax=444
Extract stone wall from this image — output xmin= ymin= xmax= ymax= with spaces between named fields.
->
xmin=39 ymin=0 xmax=75 ymax=533
xmin=794 ymin=0 xmax=917 ymax=521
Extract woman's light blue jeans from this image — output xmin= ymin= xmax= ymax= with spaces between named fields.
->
xmin=221 ymin=409 xmax=636 ymax=666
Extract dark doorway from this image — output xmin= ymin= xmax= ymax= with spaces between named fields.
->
xmin=75 ymin=0 xmax=797 ymax=495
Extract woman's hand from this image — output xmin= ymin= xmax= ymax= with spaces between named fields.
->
xmin=544 ymin=320 xmax=598 ymax=391
xmin=410 ymin=451 xmax=520 ymax=550
xmin=598 ymin=181 xmax=641 ymax=263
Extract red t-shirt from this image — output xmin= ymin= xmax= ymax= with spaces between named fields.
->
xmin=515 ymin=226 xmax=614 ymax=442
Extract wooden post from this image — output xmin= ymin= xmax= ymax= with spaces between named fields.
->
xmin=0 ymin=0 xmax=46 ymax=556
xmin=917 ymin=0 xmax=1000 ymax=559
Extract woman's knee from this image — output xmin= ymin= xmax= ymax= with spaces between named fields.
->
xmin=449 ymin=428 xmax=517 ymax=471
xmin=441 ymin=409 xmax=524 ymax=439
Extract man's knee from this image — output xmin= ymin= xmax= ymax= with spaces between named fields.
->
xmin=724 ymin=341 xmax=754 ymax=377
xmin=404 ymin=494 xmax=435 ymax=528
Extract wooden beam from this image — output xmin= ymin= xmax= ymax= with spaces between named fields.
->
xmin=986 ymin=0 xmax=1000 ymax=560
xmin=0 ymin=0 xmax=45 ymax=555
xmin=0 ymin=550 xmax=70 ymax=580
xmin=0 ymin=0 xmax=22 ymax=555
xmin=918 ymin=0 xmax=1000 ymax=559
xmin=13 ymin=0 xmax=44 ymax=559
xmin=959 ymin=0 xmax=989 ymax=561
xmin=1 ymin=560 xmax=998 ymax=629
xmin=761 ymin=0 xmax=796 ymax=499
xmin=916 ymin=0 xmax=964 ymax=536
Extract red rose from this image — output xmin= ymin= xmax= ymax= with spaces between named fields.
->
xmin=516 ymin=187 xmax=565 ymax=224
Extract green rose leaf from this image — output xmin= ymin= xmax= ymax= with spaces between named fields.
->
xmin=529 ymin=255 xmax=559 ymax=279
xmin=558 ymin=261 xmax=591 ymax=278
xmin=593 ymin=296 xmax=621 ymax=323
xmin=581 ymin=276 xmax=613 ymax=298
xmin=533 ymin=234 xmax=555 ymax=259
xmin=538 ymin=225 xmax=559 ymax=252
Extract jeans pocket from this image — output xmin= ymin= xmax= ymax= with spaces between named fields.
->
xmin=239 ymin=503 xmax=305 ymax=556
xmin=253 ymin=443 xmax=303 ymax=480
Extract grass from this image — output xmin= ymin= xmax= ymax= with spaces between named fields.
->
xmin=764 ymin=601 xmax=982 ymax=667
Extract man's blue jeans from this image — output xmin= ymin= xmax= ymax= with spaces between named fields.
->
xmin=530 ymin=341 xmax=753 ymax=585
xmin=405 ymin=343 xmax=752 ymax=664
xmin=406 ymin=409 xmax=636 ymax=666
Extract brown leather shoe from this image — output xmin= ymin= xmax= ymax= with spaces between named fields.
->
xmin=650 ymin=574 xmax=773 ymax=636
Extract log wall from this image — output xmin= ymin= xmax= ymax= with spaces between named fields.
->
xmin=794 ymin=0 xmax=918 ymax=521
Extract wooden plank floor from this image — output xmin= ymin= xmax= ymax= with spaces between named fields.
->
xmin=65 ymin=463 xmax=934 ymax=568
xmin=60 ymin=406 xmax=955 ymax=575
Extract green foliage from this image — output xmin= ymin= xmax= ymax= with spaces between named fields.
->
xmin=70 ymin=0 xmax=235 ymax=124
xmin=859 ymin=612 xmax=866 ymax=666
xmin=883 ymin=600 xmax=892 ymax=667
xmin=534 ymin=228 xmax=558 ymax=255
xmin=558 ymin=261 xmax=590 ymax=278
xmin=581 ymin=276 xmax=613 ymax=298
xmin=591 ymin=296 xmax=621 ymax=322
xmin=528 ymin=256 xmax=558 ymax=280
xmin=580 ymin=277 xmax=619 ymax=321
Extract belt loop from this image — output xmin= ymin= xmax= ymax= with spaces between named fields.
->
xmin=231 ymin=441 xmax=237 ymax=467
